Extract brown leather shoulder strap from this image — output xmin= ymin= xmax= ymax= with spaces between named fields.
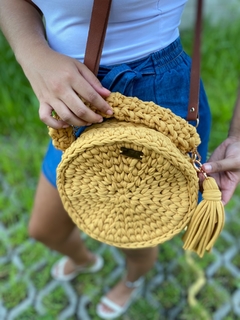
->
xmin=84 ymin=0 xmax=112 ymax=75
xmin=187 ymin=0 xmax=203 ymax=121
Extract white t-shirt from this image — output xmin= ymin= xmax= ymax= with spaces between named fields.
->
xmin=32 ymin=0 xmax=188 ymax=65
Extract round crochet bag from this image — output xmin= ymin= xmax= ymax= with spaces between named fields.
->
xmin=49 ymin=92 xmax=224 ymax=257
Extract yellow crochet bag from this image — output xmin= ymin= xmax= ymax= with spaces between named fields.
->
xmin=49 ymin=91 xmax=224 ymax=258
xmin=48 ymin=0 xmax=224 ymax=257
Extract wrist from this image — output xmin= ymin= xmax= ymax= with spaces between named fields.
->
xmin=16 ymin=39 xmax=50 ymax=69
xmin=228 ymin=128 xmax=240 ymax=140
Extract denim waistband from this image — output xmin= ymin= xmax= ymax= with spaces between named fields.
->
xmin=98 ymin=37 xmax=184 ymax=93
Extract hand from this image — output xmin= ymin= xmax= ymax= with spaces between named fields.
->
xmin=202 ymin=136 xmax=240 ymax=205
xmin=21 ymin=46 xmax=113 ymax=128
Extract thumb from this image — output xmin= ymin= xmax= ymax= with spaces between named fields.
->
xmin=202 ymin=158 xmax=234 ymax=174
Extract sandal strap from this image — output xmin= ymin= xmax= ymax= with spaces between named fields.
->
xmin=51 ymin=254 xmax=103 ymax=281
xmin=100 ymin=296 xmax=123 ymax=313
xmin=124 ymin=276 xmax=144 ymax=288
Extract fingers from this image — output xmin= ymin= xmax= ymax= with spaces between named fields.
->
xmin=43 ymin=80 xmax=112 ymax=129
xmin=221 ymin=189 xmax=234 ymax=206
xmin=38 ymin=74 xmax=113 ymax=128
xmin=71 ymin=86 xmax=112 ymax=119
xmin=39 ymin=102 xmax=92 ymax=129
xmin=27 ymin=53 xmax=113 ymax=127
xmin=202 ymin=162 xmax=240 ymax=205
xmin=202 ymin=158 xmax=238 ymax=174
xmin=73 ymin=63 xmax=113 ymax=116
xmin=77 ymin=63 xmax=111 ymax=98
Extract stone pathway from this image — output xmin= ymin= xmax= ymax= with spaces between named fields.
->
xmin=1 ymin=196 xmax=240 ymax=320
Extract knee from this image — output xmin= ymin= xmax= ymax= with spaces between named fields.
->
xmin=28 ymin=218 xmax=47 ymax=244
xmin=28 ymin=213 xmax=74 ymax=248
xmin=28 ymin=217 xmax=59 ymax=247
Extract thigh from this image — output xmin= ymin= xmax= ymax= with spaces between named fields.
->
xmin=29 ymin=173 xmax=76 ymax=238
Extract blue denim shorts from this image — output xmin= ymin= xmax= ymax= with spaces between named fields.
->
xmin=42 ymin=37 xmax=211 ymax=187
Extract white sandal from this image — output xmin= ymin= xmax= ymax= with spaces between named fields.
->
xmin=96 ymin=276 xmax=144 ymax=319
xmin=51 ymin=254 xmax=104 ymax=281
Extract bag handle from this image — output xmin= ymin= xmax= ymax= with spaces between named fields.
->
xmin=84 ymin=0 xmax=203 ymax=122
xmin=84 ymin=0 xmax=112 ymax=75
xmin=187 ymin=0 xmax=203 ymax=122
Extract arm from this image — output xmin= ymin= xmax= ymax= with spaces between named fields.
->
xmin=0 ymin=0 xmax=112 ymax=129
xmin=202 ymin=86 xmax=240 ymax=205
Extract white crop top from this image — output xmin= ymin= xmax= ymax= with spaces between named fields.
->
xmin=32 ymin=0 xmax=188 ymax=65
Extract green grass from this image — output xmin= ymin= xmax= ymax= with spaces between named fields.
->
xmin=42 ymin=287 xmax=69 ymax=317
xmin=0 ymin=34 xmax=44 ymax=137
xmin=1 ymin=281 xmax=28 ymax=309
xmin=1 ymin=16 xmax=240 ymax=319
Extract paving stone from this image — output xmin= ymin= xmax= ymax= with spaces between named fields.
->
xmin=7 ymin=281 xmax=35 ymax=320
xmin=232 ymin=289 xmax=240 ymax=316
xmin=58 ymin=283 xmax=78 ymax=320
xmin=1 ymin=197 xmax=240 ymax=319
xmin=78 ymin=295 xmax=92 ymax=320
xmin=213 ymin=302 xmax=232 ymax=320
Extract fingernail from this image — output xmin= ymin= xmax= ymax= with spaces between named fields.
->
xmin=98 ymin=117 xmax=103 ymax=123
xmin=62 ymin=124 xmax=70 ymax=128
xmin=203 ymin=164 xmax=212 ymax=172
xmin=106 ymin=109 xmax=113 ymax=115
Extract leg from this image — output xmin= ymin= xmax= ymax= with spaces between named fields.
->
xmin=98 ymin=246 xmax=158 ymax=315
xmin=122 ymin=247 xmax=159 ymax=282
xmin=28 ymin=173 xmax=99 ymax=275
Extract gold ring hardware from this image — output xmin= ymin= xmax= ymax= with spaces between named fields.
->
xmin=191 ymin=151 xmax=208 ymax=178
xmin=120 ymin=147 xmax=143 ymax=160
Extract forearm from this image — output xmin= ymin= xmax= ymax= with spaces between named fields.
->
xmin=0 ymin=0 xmax=48 ymax=67
xmin=228 ymin=86 xmax=240 ymax=139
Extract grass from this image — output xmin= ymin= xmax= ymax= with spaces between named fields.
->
xmin=1 ymin=281 xmax=28 ymax=309
xmin=1 ymin=15 xmax=240 ymax=319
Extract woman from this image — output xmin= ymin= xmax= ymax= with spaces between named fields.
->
xmin=1 ymin=1 xmax=240 ymax=318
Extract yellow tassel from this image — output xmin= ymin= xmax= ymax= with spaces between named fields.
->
xmin=182 ymin=177 xmax=225 ymax=258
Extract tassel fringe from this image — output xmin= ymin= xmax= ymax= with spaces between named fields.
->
xmin=182 ymin=177 xmax=225 ymax=258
